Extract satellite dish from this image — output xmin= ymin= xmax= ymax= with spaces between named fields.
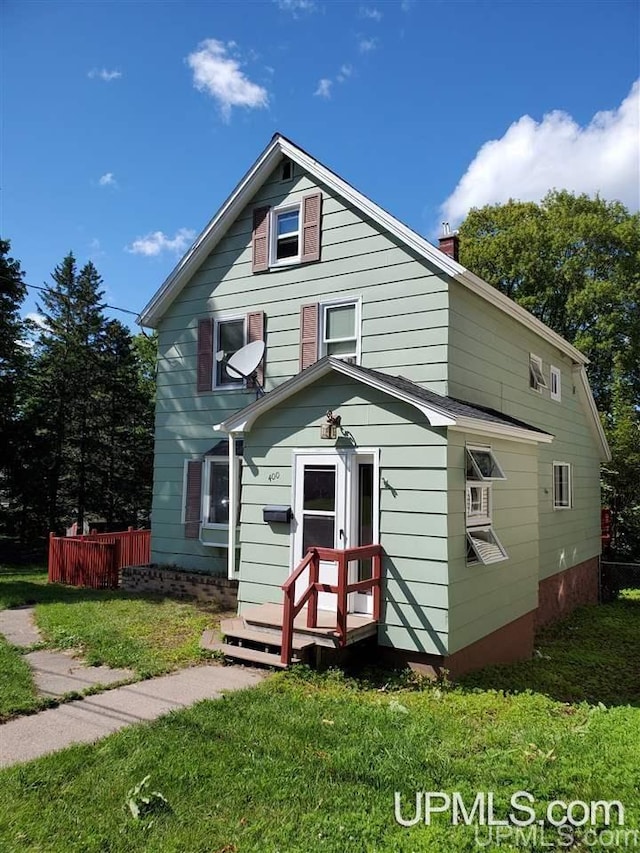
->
xmin=225 ymin=340 xmax=265 ymax=380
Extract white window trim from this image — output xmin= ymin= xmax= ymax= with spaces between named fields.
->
xmin=552 ymin=461 xmax=572 ymax=510
xmin=213 ymin=314 xmax=247 ymax=390
xmin=319 ymin=296 xmax=362 ymax=364
xmin=202 ymin=456 xmax=242 ymax=529
xmin=550 ymin=365 xmax=561 ymax=401
xmin=529 ymin=353 xmax=548 ymax=393
xmin=269 ymin=202 xmax=301 ymax=268
xmin=466 ymin=445 xmax=507 ymax=481
xmin=466 ymin=526 xmax=509 ymax=565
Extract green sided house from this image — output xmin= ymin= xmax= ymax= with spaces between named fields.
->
xmin=136 ymin=133 xmax=610 ymax=676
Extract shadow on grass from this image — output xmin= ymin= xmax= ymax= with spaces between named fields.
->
xmin=0 ymin=568 xmax=222 ymax=615
xmin=459 ymin=594 xmax=640 ymax=707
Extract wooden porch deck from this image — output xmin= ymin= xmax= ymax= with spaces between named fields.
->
xmin=242 ymin=602 xmax=378 ymax=648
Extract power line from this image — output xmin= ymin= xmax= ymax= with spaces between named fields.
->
xmin=0 ymin=275 xmax=144 ymax=320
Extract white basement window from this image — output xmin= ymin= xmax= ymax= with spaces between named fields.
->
xmin=529 ymin=354 xmax=547 ymax=392
xmin=550 ymin=365 xmax=561 ymax=401
xmin=466 ymin=446 xmax=506 ymax=481
xmin=553 ymin=462 xmax=572 ymax=509
xmin=467 ymin=527 xmax=509 ymax=565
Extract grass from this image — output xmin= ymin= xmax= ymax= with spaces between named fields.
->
xmin=0 ymin=636 xmax=40 ymax=720
xmin=0 ymin=565 xmax=227 ymax=721
xmin=0 ymin=593 xmax=638 ymax=852
xmin=461 ymin=590 xmax=640 ymax=705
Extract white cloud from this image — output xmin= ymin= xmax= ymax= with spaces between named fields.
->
xmin=441 ymin=80 xmax=640 ymax=226
xmin=98 ymin=172 xmax=117 ymax=188
xmin=400 ymin=0 xmax=413 ymax=11
xmin=126 ymin=228 xmax=196 ymax=257
xmin=88 ymin=68 xmax=122 ymax=82
xmin=336 ymin=64 xmax=352 ymax=83
xmin=186 ymin=39 xmax=269 ymax=120
xmin=358 ymin=37 xmax=378 ymax=53
xmin=26 ymin=312 xmax=50 ymax=331
xmin=360 ymin=5 xmax=382 ymax=21
xmin=274 ymin=0 xmax=316 ymax=15
xmin=314 ymin=78 xmax=332 ymax=99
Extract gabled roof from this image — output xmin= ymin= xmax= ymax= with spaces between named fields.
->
xmin=136 ymin=133 xmax=587 ymax=368
xmin=214 ymin=357 xmax=554 ymax=446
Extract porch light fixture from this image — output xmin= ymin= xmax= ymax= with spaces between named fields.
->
xmin=321 ymin=409 xmax=341 ymax=440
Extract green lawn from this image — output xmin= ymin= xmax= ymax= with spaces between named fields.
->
xmin=0 ymin=565 xmax=226 ymax=721
xmin=0 ymin=635 xmax=40 ymax=720
xmin=0 ymin=593 xmax=638 ymax=853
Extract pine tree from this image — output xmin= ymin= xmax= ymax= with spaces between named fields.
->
xmin=29 ymin=254 xmax=107 ymax=531
xmin=0 ymin=240 xmax=28 ymax=532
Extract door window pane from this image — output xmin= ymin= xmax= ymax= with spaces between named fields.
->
xmin=302 ymin=515 xmax=335 ymax=552
xmin=358 ymin=463 xmax=374 ymax=581
xmin=303 ymin=465 xmax=335 ymax=511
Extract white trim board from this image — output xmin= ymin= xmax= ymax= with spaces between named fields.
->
xmin=213 ymin=356 xmax=554 ymax=446
xmin=136 ymin=134 xmax=587 ymax=368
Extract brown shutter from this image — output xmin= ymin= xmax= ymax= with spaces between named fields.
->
xmin=300 ymin=303 xmax=319 ymax=371
xmin=184 ymin=460 xmax=202 ymax=539
xmin=252 ymin=206 xmax=270 ymax=272
xmin=301 ymin=193 xmax=322 ymax=264
xmin=197 ymin=318 xmax=213 ymax=392
xmin=246 ymin=310 xmax=266 ymax=388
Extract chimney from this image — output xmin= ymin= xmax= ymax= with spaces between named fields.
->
xmin=439 ymin=222 xmax=459 ymax=262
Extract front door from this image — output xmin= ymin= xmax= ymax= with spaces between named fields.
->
xmin=293 ymin=453 xmax=347 ymax=611
xmin=292 ymin=451 xmax=378 ymax=615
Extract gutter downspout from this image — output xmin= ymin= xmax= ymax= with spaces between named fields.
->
xmin=227 ymin=431 xmax=238 ymax=581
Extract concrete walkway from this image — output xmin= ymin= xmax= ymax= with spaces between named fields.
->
xmin=0 ymin=606 xmax=134 ymax=696
xmin=0 ymin=606 xmax=265 ymax=768
xmin=0 ymin=664 xmax=264 ymax=768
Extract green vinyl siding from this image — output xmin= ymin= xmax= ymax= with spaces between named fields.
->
xmin=238 ymin=373 xmax=450 ymax=656
xmin=446 ymin=431 xmax=539 ymax=654
xmin=150 ymin=160 xmax=449 ymax=572
xmin=448 ymin=283 xmax=602 ymax=586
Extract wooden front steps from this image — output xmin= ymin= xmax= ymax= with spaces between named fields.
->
xmin=200 ymin=603 xmax=377 ymax=669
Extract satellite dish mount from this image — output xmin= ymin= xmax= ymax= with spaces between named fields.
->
xmin=216 ymin=340 xmax=266 ymax=398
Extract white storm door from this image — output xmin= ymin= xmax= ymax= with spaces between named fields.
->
xmin=293 ymin=453 xmax=348 ymax=612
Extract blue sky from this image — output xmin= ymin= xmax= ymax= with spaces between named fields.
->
xmin=3 ymin=0 xmax=639 ymax=331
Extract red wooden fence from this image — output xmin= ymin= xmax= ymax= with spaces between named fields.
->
xmin=48 ymin=528 xmax=151 ymax=589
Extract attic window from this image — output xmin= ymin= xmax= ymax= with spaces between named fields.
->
xmin=281 ymin=159 xmax=293 ymax=182
xmin=466 ymin=446 xmax=506 ymax=481
xmin=529 ymin=354 xmax=547 ymax=392
xmin=271 ymin=205 xmax=300 ymax=264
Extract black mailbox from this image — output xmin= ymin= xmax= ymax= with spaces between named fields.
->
xmin=263 ymin=505 xmax=292 ymax=524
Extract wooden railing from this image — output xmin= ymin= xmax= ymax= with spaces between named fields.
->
xmin=48 ymin=528 xmax=151 ymax=589
xmin=281 ymin=544 xmax=382 ymax=665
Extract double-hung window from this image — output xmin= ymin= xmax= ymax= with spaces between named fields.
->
xmin=202 ymin=442 xmax=243 ymax=529
xmin=553 ymin=462 xmax=572 ymax=509
xmin=320 ymin=299 xmax=361 ymax=362
xmin=465 ymin=446 xmax=508 ymax=565
xmin=214 ymin=317 xmax=246 ymax=388
xmin=529 ymin=354 xmax=547 ymax=392
xmin=271 ymin=205 xmax=300 ymax=265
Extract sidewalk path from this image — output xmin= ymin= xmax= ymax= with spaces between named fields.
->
xmin=0 ymin=664 xmax=264 ymax=768
xmin=0 ymin=606 xmax=134 ymax=695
